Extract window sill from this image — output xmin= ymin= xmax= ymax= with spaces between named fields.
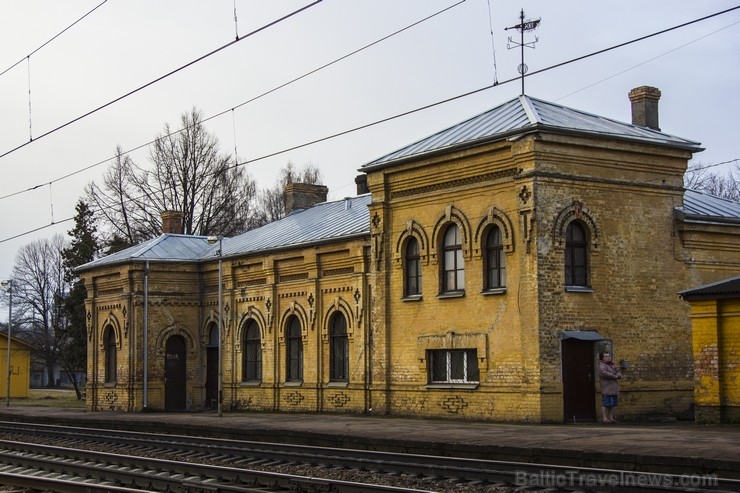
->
xmin=283 ymin=381 xmax=303 ymax=387
xmin=564 ymin=286 xmax=593 ymax=293
xmin=402 ymin=294 xmax=423 ymax=302
xmin=437 ymin=290 xmax=465 ymax=299
xmin=482 ymin=288 xmax=506 ymax=296
xmin=240 ymin=380 xmax=262 ymax=387
xmin=103 ymin=381 xmax=116 ymax=388
xmin=425 ymin=383 xmax=479 ymax=390
xmin=326 ymin=381 xmax=348 ymax=388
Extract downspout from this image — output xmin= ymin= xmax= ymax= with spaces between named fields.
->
xmin=143 ymin=260 xmax=149 ymax=410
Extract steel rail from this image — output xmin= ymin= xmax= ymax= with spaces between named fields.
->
xmin=2 ymin=420 xmax=739 ymax=492
xmin=0 ymin=438 xmax=437 ymax=493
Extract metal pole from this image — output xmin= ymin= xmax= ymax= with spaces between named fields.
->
xmin=143 ymin=261 xmax=149 ymax=410
xmin=3 ymin=281 xmax=11 ymax=407
xmin=217 ymin=238 xmax=223 ymax=417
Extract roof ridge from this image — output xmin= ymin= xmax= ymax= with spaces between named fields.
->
xmin=519 ymin=95 xmax=541 ymax=124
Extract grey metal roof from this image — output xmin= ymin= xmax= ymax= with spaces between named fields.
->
xmin=77 ymin=234 xmax=214 ymax=271
xmin=207 ymin=194 xmax=371 ymax=260
xmin=363 ymin=95 xmax=703 ymax=170
xmin=679 ymin=276 xmax=740 ymax=300
xmin=678 ymin=189 xmax=740 ymax=224
xmin=77 ymin=195 xmax=371 ymax=271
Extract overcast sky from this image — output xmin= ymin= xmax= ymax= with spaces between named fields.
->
xmin=0 ymin=0 xmax=738 ymax=285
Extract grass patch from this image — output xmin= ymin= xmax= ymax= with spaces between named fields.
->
xmin=9 ymin=388 xmax=85 ymax=408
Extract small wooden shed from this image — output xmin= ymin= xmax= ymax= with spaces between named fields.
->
xmin=0 ymin=334 xmax=33 ymax=398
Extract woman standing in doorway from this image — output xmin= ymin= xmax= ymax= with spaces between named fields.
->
xmin=599 ymin=351 xmax=622 ymax=423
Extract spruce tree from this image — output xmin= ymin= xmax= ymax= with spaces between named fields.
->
xmin=60 ymin=200 xmax=100 ymax=400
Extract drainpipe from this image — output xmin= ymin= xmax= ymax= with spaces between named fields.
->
xmin=143 ymin=260 xmax=149 ymax=410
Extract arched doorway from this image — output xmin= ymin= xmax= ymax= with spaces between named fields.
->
xmin=165 ymin=335 xmax=187 ymax=411
xmin=205 ymin=324 xmax=219 ymax=409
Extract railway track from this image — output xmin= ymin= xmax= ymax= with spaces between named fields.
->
xmin=0 ymin=420 xmax=738 ymax=492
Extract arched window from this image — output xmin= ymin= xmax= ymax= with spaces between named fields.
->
xmin=485 ymin=226 xmax=506 ymax=290
xmin=286 ymin=316 xmax=303 ymax=382
xmin=404 ymin=237 xmax=421 ymax=297
xmin=329 ymin=313 xmax=349 ymax=381
xmin=441 ymin=224 xmax=464 ymax=292
xmin=208 ymin=325 xmax=219 ymax=347
xmin=104 ymin=326 xmax=117 ymax=383
xmin=565 ymin=221 xmax=588 ymax=287
xmin=242 ymin=320 xmax=261 ymax=382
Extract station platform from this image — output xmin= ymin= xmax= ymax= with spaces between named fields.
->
xmin=0 ymin=406 xmax=738 ymax=479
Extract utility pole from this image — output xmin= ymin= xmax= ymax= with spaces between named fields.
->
xmin=2 ymin=280 xmax=12 ymax=407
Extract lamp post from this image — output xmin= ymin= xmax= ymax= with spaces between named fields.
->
xmin=207 ymin=236 xmax=223 ymax=417
xmin=1 ymin=280 xmax=12 ymax=407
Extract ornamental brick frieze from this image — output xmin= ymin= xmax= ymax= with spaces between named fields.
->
xmin=517 ymin=185 xmax=535 ymax=254
xmin=322 ymin=267 xmax=354 ymax=277
xmin=328 ymin=392 xmax=350 ymax=408
xmin=279 ymin=291 xmax=307 ymax=299
xmin=279 ymin=272 xmax=309 ymax=282
xmin=237 ymin=295 xmax=265 ymax=305
xmin=321 ymin=286 xmax=353 ymax=294
xmin=390 ymin=168 xmax=518 ymax=200
xmin=138 ymin=299 xmax=201 ymax=307
xmin=284 ymin=391 xmax=304 ymax=406
xmin=239 ymin=278 xmax=267 ymax=287
xmin=440 ymin=395 xmax=469 ymax=414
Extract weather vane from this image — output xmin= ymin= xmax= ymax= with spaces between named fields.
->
xmin=505 ymin=9 xmax=540 ymax=96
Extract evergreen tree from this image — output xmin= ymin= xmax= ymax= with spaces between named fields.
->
xmin=60 ymin=200 xmax=100 ymax=400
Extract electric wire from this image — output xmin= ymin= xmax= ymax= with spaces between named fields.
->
xmin=0 ymin=0 xmax=467 ymax=201
xmin=556 ymin=19 xmax=740 ymax=103
xmin=0 ymin=0 xmax=108 ymax=78
xmin=1 ymin=4 xmax=738 ymax=245
xmin=0 ymin=0 xmax=324 ymax=161
xmin=486 ymin=0 xmax=499 ymax=85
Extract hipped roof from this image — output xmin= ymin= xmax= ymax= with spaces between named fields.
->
xmin=362 ymin=95 xmax=703 ymax=171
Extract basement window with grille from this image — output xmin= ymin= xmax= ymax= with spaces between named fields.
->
xmin=426 ymin=349 xmax=479 ymax=389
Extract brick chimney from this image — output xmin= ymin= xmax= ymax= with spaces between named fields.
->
xmin=161 ymin=210 xmax=184 ymax=235
xmin=284 ymin=183 xmax=328 ymax=214
xmin=355 ymin=174 xmax=369 ymax=195
xmin=628 ymin=86 xmax=661 ymax=130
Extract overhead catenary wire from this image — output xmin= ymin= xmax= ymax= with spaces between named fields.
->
xmin=0 ymin=0 xmax=108 ymax=79
xmin=1 ymin=4 xmax=739 ymax=244
xmin=0 ymin=0 xmax=467 ymax=201
xmin=0 ymin=0 xmax=324 ymax=161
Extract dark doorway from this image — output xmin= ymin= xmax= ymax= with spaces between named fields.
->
xmin=562 ymin=338 xmax=597 ymax=422
xmin=205 ymin=325 xmax=219 ymax=410
xmin=165 ymin=335 xmax=187 ymax=411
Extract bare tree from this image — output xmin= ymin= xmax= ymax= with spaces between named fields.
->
xmin=86 ymin=108 xmax=260 ymax=245
xmin=11 ymin=234 xmax=69 ymax=387
xmin=257 ymin=162 xmax=324 ymax=223
xmin=685 ymin=163 xmax=740 ymax=201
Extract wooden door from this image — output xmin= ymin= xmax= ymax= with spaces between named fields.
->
xmin=562 ymin=339 xmax=596 ymax=422
xmin=165 ymin=335 xmax=187 ymax=411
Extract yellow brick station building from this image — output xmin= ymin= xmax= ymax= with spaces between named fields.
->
xmin=78 ymin=87 xmax=740 ymax=422
xmin=680 ymin=277 xmax=740 ymax=424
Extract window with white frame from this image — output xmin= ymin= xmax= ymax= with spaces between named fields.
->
xmin=441 ymin=224 xmax=464 ymax=293
xmin=427 ymin=349 xmax=479 ymax=383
